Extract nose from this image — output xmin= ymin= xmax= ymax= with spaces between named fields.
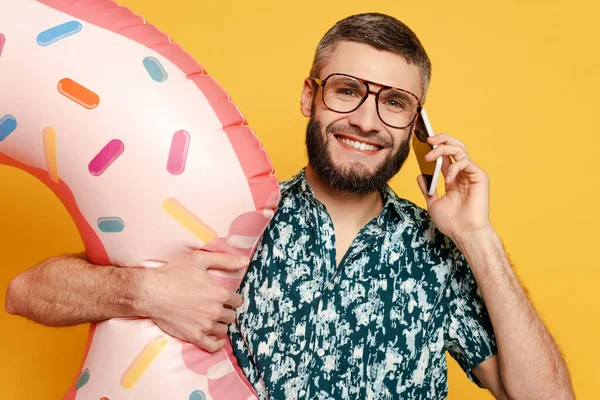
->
xmin=347 ymin=92 xmax=380 ymax=134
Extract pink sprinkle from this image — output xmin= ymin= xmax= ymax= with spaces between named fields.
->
xmin=89 ymin=139 xmax=124 ymax=176
xmin=167 ymin=130 xmax=190 ymax=175
xmin=0 ymin=34 xmax=5 ymax=57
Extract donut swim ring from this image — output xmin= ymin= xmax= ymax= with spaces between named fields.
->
xmin=0 ymin=0 xmax=280 ymax=399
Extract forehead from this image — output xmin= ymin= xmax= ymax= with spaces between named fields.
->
xmin=319 ymin=41 xmax=423 ymax=100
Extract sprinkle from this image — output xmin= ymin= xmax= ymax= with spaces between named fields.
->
xmin=58 ymin=78 xmax=99 ymax=110
xmin=75 ymin=368 xmax=90 ymax=390
xmin=37 ymin=21 xmax=82 ymax=46
xmin=207 ymin=359 xmax=235 ymax=380
xmin=0 ymin=114 xmax=16 ymax=142
xmin=97 ymin=217 xmax=125 ymax=233
xmin=189 ymin=390 xmax=207 ymax=400
xmin=163 ymin=198 xmax=217 ymax=243
xmin=143 ymin=56 xmax=168 ymax=82
xmin=88 ymin=139 xmax=124 ymax=176
xmin=167 ymin=130 xmax=190 ymax=175
xmin=121 ymin=336 xmax=168 ymax=389
xmin=0 ymin=33 xmax=5 ymax=57
xmin=43 ymin=127 xmax=59 ymax=183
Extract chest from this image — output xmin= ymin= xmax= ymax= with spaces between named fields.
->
xmin=234 ymin=189 xmax=457 ymax=398
xmin=237 ymin=237 xmax=451 ymax=398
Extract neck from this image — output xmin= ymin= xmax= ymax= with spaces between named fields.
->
xmin=305 ymin=165 xmax=384 ymax=228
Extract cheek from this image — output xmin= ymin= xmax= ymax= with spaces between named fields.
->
xmin=313 ymin=101 xmax=347 ymax=127
xmin=390 ymin=130 xmax=410 ymax=151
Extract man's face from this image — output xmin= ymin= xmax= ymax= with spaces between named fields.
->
xmin=301 ymin=41 xmax=424 ymax=195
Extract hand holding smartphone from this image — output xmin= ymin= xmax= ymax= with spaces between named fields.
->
xmin=412 ymin=109 xmax=442 ymax=196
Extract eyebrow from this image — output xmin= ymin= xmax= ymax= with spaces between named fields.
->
xmin=338 ymin=79 xmax=363 ymax=89
xmin=381 ymin=89 xmax=413 ymax=102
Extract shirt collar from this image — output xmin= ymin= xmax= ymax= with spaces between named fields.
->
xmin=279 ymin=167 xmax=313 ymax=196
xmin=378 ymin=185 xmax=407 ymax=225
xmin=280 ymin=168 xmax=407 ymax=226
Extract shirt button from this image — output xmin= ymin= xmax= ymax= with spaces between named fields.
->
xmin=327 ymin=282 xmax=334 ymax=290
xmin=317 ymin=348 xmax=325 ymax=357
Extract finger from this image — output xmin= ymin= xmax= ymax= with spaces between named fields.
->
xmin=445 ymin=158 xmax=470 ymax=183
xmin=219 ymin=307 xmax=237 ymax=324
xmin=191 ymin=250 xmax=250 ymax=271
xmin=448 ymin=157 xmax=484 ymax=181
xmin=425 ymin=144 xmax=468 ymax=162
xmin=416 ymin=175 xmax=438 ymax=206
xmin=195 ymin=334 xmax=226 ymax=353
xmin=209 ymin=322 xmax=229 ymax=338
xmin=427 ymin=133 xmax=466 ymax=150
xmin=220 ymin=289 xmax=244 ymax=309
xmin=441 ymin=155 xmax=452 ymax=178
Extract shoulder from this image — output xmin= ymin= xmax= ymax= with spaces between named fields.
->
xmin=277 ymin=169 xmax=307 ymax=193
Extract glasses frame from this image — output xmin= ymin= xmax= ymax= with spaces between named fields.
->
xmin=311 ymin=73 xmax=422 ymax=129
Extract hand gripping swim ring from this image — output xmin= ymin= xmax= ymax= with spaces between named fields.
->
xmin=0 ymin=1 xmax=280 ymax=399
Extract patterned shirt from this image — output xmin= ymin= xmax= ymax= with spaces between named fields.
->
xmin=229 ymin=169 xmax=498 ymax=399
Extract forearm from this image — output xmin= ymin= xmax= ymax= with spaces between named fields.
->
xmin=5 ymin=253 xmax=148 ymax=326
xmin=454 ymin=228 xmax=573 ymax=399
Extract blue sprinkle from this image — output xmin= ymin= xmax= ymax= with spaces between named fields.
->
xmin=37 ymin=21 xmax=82 ymax=47
xmin=75 ymin=368 xmax=90 ymax=390
xmin=189 ymin=390 xmax=206 ymax=400
xmin=0 ymin=114 xmax=16 ymax=142
xmin=97 ymin=217 xmax=125 ymax=233
xmin=143 ymin=56 xmax=168 ymax=82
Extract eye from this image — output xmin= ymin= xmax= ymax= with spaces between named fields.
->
xmin=336 ymin=88 xmax=359 ymax=97
xmin=385 ymin=99 xmax=407 ymax=110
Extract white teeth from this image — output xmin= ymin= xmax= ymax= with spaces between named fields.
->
xmin=339 ymin=137 xmax=378 ymax=152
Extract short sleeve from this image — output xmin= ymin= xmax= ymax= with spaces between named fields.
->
xmin=444 ymin=246 xmax=498 ymax=388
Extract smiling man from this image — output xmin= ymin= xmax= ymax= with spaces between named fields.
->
xmin=228 ymin=13 xmax=574 ymax=400
xmin=6 ymin=12 xmax=574 ymax=400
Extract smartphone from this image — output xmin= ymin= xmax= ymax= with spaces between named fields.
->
xmin=412 ymin=109 xmax=442 ymax=196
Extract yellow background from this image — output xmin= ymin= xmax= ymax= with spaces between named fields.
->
xmin=1 ymin=0 xmax=598 ymax=398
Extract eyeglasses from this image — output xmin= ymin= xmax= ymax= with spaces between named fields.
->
xmin=310 ymin=73 xmax=422 ymax=129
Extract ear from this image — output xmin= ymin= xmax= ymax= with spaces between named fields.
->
xmin=300 ymin=78 xmax=316 ymax=117
xmin=411 ymin=112 xmax=424 ymax=142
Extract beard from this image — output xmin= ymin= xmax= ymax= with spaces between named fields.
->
xmin=305 ymin=115 xmax=411 ymax=196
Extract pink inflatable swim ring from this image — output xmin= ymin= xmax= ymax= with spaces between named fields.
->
xmin=0 ymin=1 xmax=280 ymax=399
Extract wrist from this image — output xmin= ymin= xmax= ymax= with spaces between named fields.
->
xmin=451 ymin=224 xmax=500 ymax=254
xmin=127 ymin=267 xmax=157 ymax=318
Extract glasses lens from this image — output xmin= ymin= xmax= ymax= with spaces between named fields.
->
xmin=377 ymin=88 xmax=420 ymax=128
xmin=322 ymin=75 xmax=367 ymax=113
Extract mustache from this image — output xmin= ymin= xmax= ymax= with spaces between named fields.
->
xmin=325 ymin=122 xmax=392 ymax=148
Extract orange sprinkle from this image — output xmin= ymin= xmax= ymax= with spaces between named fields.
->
xmin=57 ymin=78 xmax=99 ymax=109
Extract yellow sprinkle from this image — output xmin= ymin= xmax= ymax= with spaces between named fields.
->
xmin=163 ymin=198 xmax=217 ymax=243
xmin=121 ymin=335 xmax=168 ymax=390
xmin=43 ymin=127 xmax=59 ymax=183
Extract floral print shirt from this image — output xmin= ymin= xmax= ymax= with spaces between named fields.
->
xmin=229 ymin=169 xmax=497 ymax=399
